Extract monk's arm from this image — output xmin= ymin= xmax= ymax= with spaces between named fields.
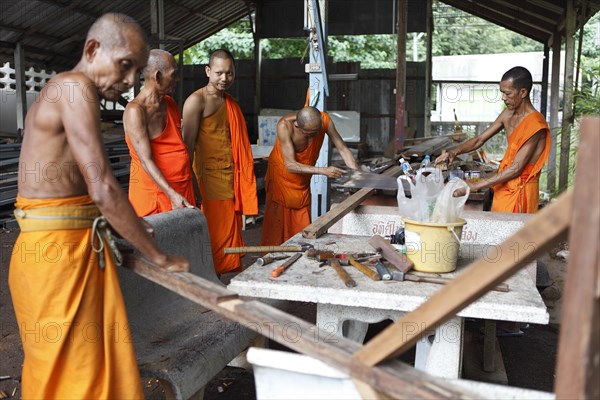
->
xmin=469 ymin=130 xmax=546 ymax=192
xmin=327 ymin=120 xmax=359 ymax=170
xmin=182 ymin=93 xmax=203 ymax=203
xmin=277 ymin=120 xmax=344 ymax=178
xmin=436 ymin=112 xmax=505 ymax=166
xmin=124 ymin=104 xmax=192 ymax=209
xmin=61 ymin=77 xmax=187 ymax=272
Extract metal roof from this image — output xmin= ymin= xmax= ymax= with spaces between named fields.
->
xmin=0 ymin=0 xmax=599 ymax=71
xmin=0 ymin=0 xmax=256 ymax=71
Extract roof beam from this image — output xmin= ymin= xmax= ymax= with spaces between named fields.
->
xmin=0 ymin=23 xmax=63 ymax=42
xmin=473 ymin=1 xmax=556 ymax=34
xmin=492 ymin=0 xmax=562 ymax=25
xmin=442 ymin=0 xmax=550 ymax=42
xmin=35 ymin=0 xmax=99 ymax=19
xmin=170 ymin=1 xmax=220 ymax=23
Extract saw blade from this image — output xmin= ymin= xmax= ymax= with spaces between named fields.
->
xmin=332 ymin=169 xmax=401 ymax=190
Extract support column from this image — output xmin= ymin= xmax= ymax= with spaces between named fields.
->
xmin=308 ymin=0 xmax=330 ymax=221
xmin=394 ymin=0 xmax=407 ymax=152
xmin=423 ymin=0 xmax=433 ymax=137
xmin=150 ymin=0 xmax=165 ymax=49
xmin=178 ymin=42 xmax=184 ymax=114
xmin=250 ymin=10 xmax=262 ymax=142
xmin=14 ymin=42 xmax=27 ymax=142
xmin=541 ymin=43 xmax=549 ymax=118
xmin=547 ymin=33 xmax=561 ymax=194
xmin=559 ymin=0 xmax=575 ymax=193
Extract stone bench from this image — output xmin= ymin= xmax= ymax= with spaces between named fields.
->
xmin=118 ymin=208 xmax=261 ymax=399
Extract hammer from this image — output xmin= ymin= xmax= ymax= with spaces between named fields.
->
xmin=369 ymin=235 xmax=414 ymax=281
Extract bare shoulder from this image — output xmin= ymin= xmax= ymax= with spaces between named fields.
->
xmin=183 ymin=88 xmax=206 ymax=111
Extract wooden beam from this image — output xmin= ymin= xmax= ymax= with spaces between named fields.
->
xmin=302 ymin=165 xmax=401 ymax=239
xmin=394 ymin=0 xmax=407 ymax=152
xmin=353 ymin=189 xmax=572 ymax=366
xmin=547 ymin=29 xmax=561 ymax=194
xmin=559 ymin=0 xmax=576 ymax=192
xmin=122 ymin=254 xmax=475 ymax=399
xmin=554 ymin=118 xmax=600 ymax=400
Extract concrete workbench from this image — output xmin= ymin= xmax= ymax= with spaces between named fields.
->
xmin=228 ymin=231 xmax=549 ymax=379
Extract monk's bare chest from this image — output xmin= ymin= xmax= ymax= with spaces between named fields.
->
xmin=146 ymin=107 xmax=168 ymax=139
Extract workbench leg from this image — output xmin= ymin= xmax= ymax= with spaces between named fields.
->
xmin=483 ymin=320 xmax=496 ymax=372
xmin=414 ymin=317 xmax=464 ymax=379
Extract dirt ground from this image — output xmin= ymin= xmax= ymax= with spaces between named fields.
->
xmin=0 ymin=219 xmax=568 ymax=399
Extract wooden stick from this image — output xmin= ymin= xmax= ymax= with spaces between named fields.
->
xmin=348 ymin=257 xmax=381 ymax=281
xmin=555 ymin=118 xmax=600 ymax=400
xmin=353 ymin=189 xmax=573 ymax=366
xmin=122 ymin=256 xmax=474 ymax=399
xmin=224 ymin=245 xmax=303 ymax=254
xmin=330 ymin=259 xmax=357 ymax=288
xmin=302 ymin=166 xmax=401 ymax=239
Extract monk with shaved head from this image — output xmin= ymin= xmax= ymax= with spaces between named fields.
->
xmin=182 ymin=49 xmax=257 ymax=276
xmin=124 ymin=49 xmax=196 ymax=216
xmin=260 ymin=106 xmax=358 ymax=246
xmin=9 ymin=13 xmax=188 ymax=398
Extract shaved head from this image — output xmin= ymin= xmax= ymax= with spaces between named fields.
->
xmin=86 ymin=13 xmax=148 ymax=52
xmin=296 ymin=106 xmax=322 ymax=130
xmin=143 ymin=49 xmax=175 ymax=79
xmin=208 ymin=49 xmax=235 ymax=67
xmin=502 ymin=66 xmax=533 ymax=96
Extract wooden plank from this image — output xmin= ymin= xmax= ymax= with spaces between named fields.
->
xmin=123 ymin=254 xmax=475 ymax=399
xmin=555 ymin=118 xmax=600 ymax=399
xmin=353 ymin=189 xmax=573 ymax=366
xmin=122 ymin=254 xmax=239 ymax=305
xmin=302 ymin=165 xmax=401 ymax=238
xmin=402 ymin=136 xmax=453 ymax=157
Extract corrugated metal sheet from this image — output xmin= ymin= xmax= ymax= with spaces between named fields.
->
xmin=0 ymin=0 xmax=255 ymax=70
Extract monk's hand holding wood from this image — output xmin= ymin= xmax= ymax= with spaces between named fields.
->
xmin=170 ymin=193 xmax=195 ymax=210
xmin=453 ymin=186 xmax=468 ymax=197
xmin=156 ymin=254 xmax=190 ymax=273
xmin=140 ymin=218 xmax=155 ymax=237
xmin=323 ymin=166 xmax=346 ymax=179
xmin=435 ymin=150 xmax=456 ymax=167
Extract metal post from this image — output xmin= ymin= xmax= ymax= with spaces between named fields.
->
xmin=158 ymin=0 xmax=165 ymax=50
xmin=14 ymin=42 xmax=27 ymax=142
xmin=394 ymin=0 xmax=407 ymax=152
xmin=178 ymin=42 xmax=184 ymax=114
xmin=308 ymin=0 xmax=330 ymax=221
xmin=424 ymin=0 xmax=433 ymax=137
xmin=540 ymin=43 xmax=549 ymax=118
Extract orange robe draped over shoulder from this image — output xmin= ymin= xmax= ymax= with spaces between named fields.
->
xmin=126 ymin=95 xmax=196 ymax=217
xmin=491 ymin=111 xmax=550 ymax=214
xmin=193 ymin=94 xmax=257 ymax=275
xmin=260 ymin=113 xmax=330 ymax=246
xmin=9 ymin=195 xmax=143 ymax=399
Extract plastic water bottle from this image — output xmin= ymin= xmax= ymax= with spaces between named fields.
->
xmin=420 ymin=154 xmax=431 ymax=170
xmin=399 ymin=158 xmax=415 ymax=184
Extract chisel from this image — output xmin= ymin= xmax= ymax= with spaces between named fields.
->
xmin=347 ymin=257 xmax=381 ymax=281
xmin=271 ymin=253 xmax=302 ymax=278
xmin=257 ymin=255 xmax=290 ymax=266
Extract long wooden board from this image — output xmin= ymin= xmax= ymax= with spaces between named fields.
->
xmin=554 ymin=118 xmax=600 ymax=399
xmin=302 ymin=165 xmax=401 ymax=239
xmin=353 ymin=189 xmax=573 ymax=366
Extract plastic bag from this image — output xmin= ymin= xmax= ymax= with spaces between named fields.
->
xmin=430 ymin=178 xmax=470 ymax=223
xmin=397 ymin=167 xmax=444 ymax=222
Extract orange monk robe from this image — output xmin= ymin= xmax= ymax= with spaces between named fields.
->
xmin=492 ymin=111 xmax=550 ymax=214
xmin=126 ymin=95 xmax=196 ymax=217
xmin=260 ymin=113 xmax=331 ymax=246
xmin=193 ymin=94 xmax=257 ymax=275
xmin=9 ymin=195 xmax=144 ymax=399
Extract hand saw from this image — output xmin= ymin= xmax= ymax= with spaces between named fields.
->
xmin=332 ymin=167 xmax=410 ymax=191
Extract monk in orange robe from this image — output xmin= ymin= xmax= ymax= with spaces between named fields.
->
xmin=436 ymin=66 xmax=550 ymax=214
xmin=9 ymin=14 xmax=188 ymax=399
xmin=125 ymin=49 xmax=196 ymax=217
xmin=260 ymin=107 xmax=359 ymax=246
xmin=183 ymin=49 xmax=257 ymax=275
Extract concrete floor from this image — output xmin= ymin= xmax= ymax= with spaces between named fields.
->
xmin=0 ymin=217 xmax=567 ymax=399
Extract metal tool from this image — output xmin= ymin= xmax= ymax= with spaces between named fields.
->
xmin=332 ymin=167 xmax=399 ymax=190
xmin=257 ymin=255 xmax=290 ymax=266
xmin=391 ymin=269 xmax=509 ymax=292
xmin=325 ymin=259 xmax=356 ymax=288
xmin=225 ymin=244 xmax=313 ymax=254
xmin=375 ymin=261 xmax=392 ymax=280
xmin=347 ymin=257 xmax=381 ymax=281
xmin=369 ymin=235 xmax=414 ymax=281
xmin=271 ymin=253 xmax=303 ymax=278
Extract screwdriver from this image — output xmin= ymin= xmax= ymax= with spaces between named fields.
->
xmin=257 ymin=254 xmax=290 ymax=266
xmin=271 ymin=253 xmax=302 ymax=278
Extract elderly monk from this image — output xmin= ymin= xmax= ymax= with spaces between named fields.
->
xmin=182 ymin=49 xmax=257 ymax=276
xmin=436 ymin=66 xmax=550 ymax=213
xmin=260 ymin=106 xmax=359 ymax=246
xmin=124 ymin=49 xmax=196 ymax=216
xmin=8 ymin=13 xmax=188 ymax=399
